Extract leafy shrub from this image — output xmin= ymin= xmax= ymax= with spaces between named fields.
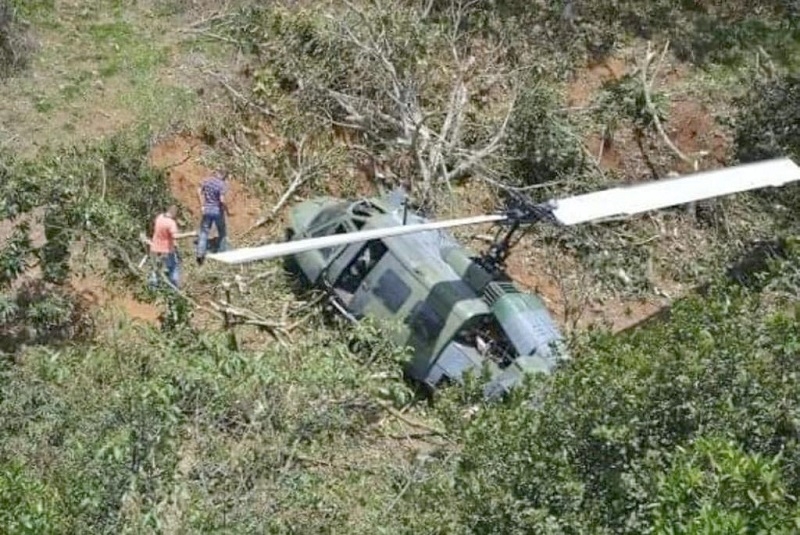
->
xmin=733 ymin=73 xmax=800 ymax=225
xmin=0 ymin=461 xmax=64 ymax=534
xmin=544 ymin=0 xmax=797 ymax=67
xmin=734 ymin=74 xmax=800 ymax=163
xmin=504 ymin=81 xmax=586 ymax=186
xmin=651 ymin=437 xmax=800 ymax=533
xmin=0 ymin=320 xmax=419 ymax=532
xmin=0 ymin=129 xmax=173 ymax=350
xmin=393 ymin=248 xmax=800 ymax=533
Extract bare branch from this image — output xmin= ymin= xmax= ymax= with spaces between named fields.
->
xmin=207 ymin=299 xmax=290 ymax=346
xmin=246 ymin=136 xmax=336 ymax=234
xmin=317 ymin=0 xmax=517 ymax=195
xmin=443 ymin=87 xmax=517 ymax=183
xmin=640 ymin=41 xmax=706 ymax=171
xmin=198 ymin=66 xmax=276 ymax=118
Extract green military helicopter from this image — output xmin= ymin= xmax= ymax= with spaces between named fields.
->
xmin=209 ymin=158 xmax=800 ymax=398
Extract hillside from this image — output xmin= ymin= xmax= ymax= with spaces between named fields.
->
xmin=1 ymin=1 xmax=800 ymax=532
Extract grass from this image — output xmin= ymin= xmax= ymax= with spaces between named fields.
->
xmin=0 ymin=0 xmax=217 ymax=155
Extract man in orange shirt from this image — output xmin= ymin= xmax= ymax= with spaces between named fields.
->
xmin=149 ymin=205 xmax=181 ymax=288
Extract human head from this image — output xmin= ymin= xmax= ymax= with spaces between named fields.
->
xmin=166 ymin=204 xmax=178 ymax=218
xmin=215 ymin=169 xmax=228 ymax=181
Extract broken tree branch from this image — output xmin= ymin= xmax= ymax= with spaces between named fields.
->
xmin=375 ymin=399 xmax=449 ymax=439
xmin=245 ymin=135 xmax=332 ymax=234
xmin=198 ymin=66 xmax=275 ymax=118
xmin=324 ymin=0 xmax=516 ymax=199
xmin=640 ymin=41 xmax=706 ymax=171
xmin=207 ymin=298 xmax=290 ymax=347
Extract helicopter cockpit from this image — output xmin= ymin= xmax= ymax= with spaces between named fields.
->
xmin=452 ymin=315 xmax=517 ymax=369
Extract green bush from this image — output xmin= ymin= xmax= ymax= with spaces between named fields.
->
xmin=0 ymin=461 xmax=64 ymax=534
xmin=733 ymin=73 xmax=800 ymax=226
xmin=651 ymin=437 xmax=800 ymax=533
xmin=0 ymin=129 xmax=173 ymax=351
xmin=394 ymin=248 xmax=800 ymax=533
xmin=504 ymin=81 xmax=586 ymax=186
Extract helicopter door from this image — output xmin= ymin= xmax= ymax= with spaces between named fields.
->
xmin=403 ymin=300 xmax=447 ymax=379
xmin=331 ymin=240 xmax=389 ymax=306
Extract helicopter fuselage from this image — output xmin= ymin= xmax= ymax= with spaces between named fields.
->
xmin=284 ymin=193 xmax=567 ymax=398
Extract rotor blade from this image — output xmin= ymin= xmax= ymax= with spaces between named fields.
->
xmin=546 ymin=157 xmax=800 ymax=226
xmin=207 ymin=214 xmax=507 ymax=264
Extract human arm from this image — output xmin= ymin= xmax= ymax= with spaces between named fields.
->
xmin=170 ymin=218 xmax=180 ymax=235
xmin=221 ymin=183 xmax=233 ymax=216
xmin=197 ymin=186 xmax=204 ymax=214
xmin=220 ymin=193 xmax=232 ymax=216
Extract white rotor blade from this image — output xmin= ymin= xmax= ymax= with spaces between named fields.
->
xmin=207 ymin=214 xmax=507 ymax=264
xmin=547 ymin=158 xmax=800 ymax=226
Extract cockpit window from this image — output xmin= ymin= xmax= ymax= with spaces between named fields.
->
xmin=308 ymin=203 xmax=349 ymax=235
xmin=406 ymin=300 xmax=445 ymax=343
xmin=336 ymin=240 xmax=388 ymax=292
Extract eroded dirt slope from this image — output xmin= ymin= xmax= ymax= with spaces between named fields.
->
xmin=149 ymin=133 xmax=263 ymax=241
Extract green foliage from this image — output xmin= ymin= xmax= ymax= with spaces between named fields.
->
xmin=0 ymin=129 xmax=174 ymax=350
xmin=389 ymin=250 xmax=800 ymax=533
xmin=0 ymin=319 xmax=420 ymax=533
xmin=538 ymin=0 xmax=798 ymax=68
xmin=732 ymin=73 xmax=800 ymax=226
xmin=158 ymin=292 xmax=192 ymax=332
xmin=229 ymin=5 xmax=355 ymax=132
xmin=595 ymin=73 xmax=668 ymax=133
xmin=651 ymin=437 xmax=800 ymax=533
xmin=0 ymin=283 xmax=91 ymax=352
xmin=504 ymin=81 xmax=586 ymax=185
xmin=0 ymin=461 xmax=63 ymax=534
xmin=0 ymin=221 xmax=33 ymax=287
xmin=734 ymin=73 xmax=800 ymax=163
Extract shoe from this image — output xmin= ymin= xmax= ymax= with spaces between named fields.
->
xmin=196 ymin=256 xmax=205 ymax=266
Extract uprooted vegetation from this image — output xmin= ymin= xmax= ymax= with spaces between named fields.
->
xmin=2 ymin=0 xmax=800 ymax=532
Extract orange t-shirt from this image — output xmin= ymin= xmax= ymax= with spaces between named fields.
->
xmin=150 ymin=214 xmax=178 ymax=254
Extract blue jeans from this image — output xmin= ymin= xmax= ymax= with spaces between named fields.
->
xmin=149 ymin=251 xmax=180 ymax=289
xmin=196 ymin=211 xmax=227 ymax=258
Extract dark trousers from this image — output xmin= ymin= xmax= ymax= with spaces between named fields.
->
xmin=196 ymin=212 xmax=227 ymax=258
xmin=148 ymin=251 xmax=180 ymax=288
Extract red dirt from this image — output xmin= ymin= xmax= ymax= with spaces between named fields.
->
xmin=665 ymin=100 xmax=731 ymax=173
xmin=70 ymin=273 xmax=161 ymax=324
xmin=503 ymin=246 xmax=668 ymax=333
xmin=585 ymin=131 xmax=625 ymax=171
xmin=2 ymin=209 xmax=160 ymax=324
xmin=569 ymin=51 xmax=729 ymax=178
xmin=148 ymin=133 xmax=263 ymax=239
xmin=567 ymin=56 xmax=628 ymax=108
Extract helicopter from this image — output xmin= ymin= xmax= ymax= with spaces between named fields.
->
xmin=209 ymin=158 xmax=800 ymax=399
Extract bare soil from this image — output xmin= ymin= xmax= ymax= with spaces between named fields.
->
xmin=69 ymin=272 xmax=161 ymax=324
xmin=148 ymin=133 xmax=263 ymax=240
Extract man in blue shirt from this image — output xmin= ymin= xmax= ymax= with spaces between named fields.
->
xmin=195 ymin=169 xmax=230 ymax=264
